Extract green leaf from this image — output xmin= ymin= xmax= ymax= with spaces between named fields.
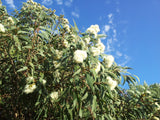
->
xmin=73 ymin=98 xmax=77 ymax=108
xmin=72 ymin=68 xmax=81 ymax=77
xmin=97 ymin=34 xmax=107 ymax=39
xmin=73 ymin=20 xmax=79 ymax=32
xmin=14 ymin=35 xmax=21 ymax=51
xmin=35 ymin=102 xmax=40 ymax=106
xmin=92 ymin=95 xmax=97 ymax=112
xmin=23 ymin=46 xmax=32 ymax=49
xmin=86 ymin=74 xmax=94 ymax=91
xmin=17 ymin=66 xmax=28 ymax=72
xmin=79 ymin=108 xmax=82 ymax=118
xmin=81 ymin=92 xmax=88 ymax=101
xmin=29 ymin=62 xmax=34 ymax=68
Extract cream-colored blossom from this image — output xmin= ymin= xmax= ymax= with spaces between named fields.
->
xmin=33 ymin=1 xmax=37 ymax=5
xmin=63 ymin=39 xmax=69 ymax=47
xmin=70 ymin=34 xmax=77 ymax=42
xmin=84 ymin=37 xmax=90 ymax=44
xmin=107 ymin=76 xmax=118 ymax=90
xmin=94 ymin=62 xmax=101 ymax=74
xmin=104 ymin=55 xmax=114 ymax=68
xmin=91 ymin=47 xmax=101 ymax=56
xmin=155 ymin=102 xmax=160 ymax=110
xmin=24 ymin=83 xmax=36 ymax=94
xmin=42 ymin=79 xmax=46 ymax=85
xmin=50 ymin=92 xmax=58 ymax=100
xmin=79 ymin=40 xmax=86 ymax=48
xmin=55 ymin=50 xmax=63 ymax=60
xmin=37 ymin=5 xmax=42 ymax=10
xmin=0 ymin=24 xmax=5 ymax=33
xmin=86 ymin=24 xmax=100 ymax=37
xmin=26 ymin=76 xmax=34 ymax=83
xmin=42 ymin=5 xmax=45 ymax=9
xmin=96 ymin=41 xmax=105 ymax=53
xmin=146 ymin=90 xmax=151 ymax=94
xmin=53 ymin=70 xmax=60 ymax=78
xmin=28 ymin=0 xmax=34 ymax=4
xmin=64 ymin=24 xmax=70 ymax=32
xmin=62 ymin=18 xmax=69 ymax=24
xmin=8 ymin=17 xmax=14 ymax=24
xmin=53 ymin=61 xmax=61 ymax=68
xmin=73 ymin=50 xmax=87 ymax=63
xmin=153 ymin=116 xmax=160 ymax=120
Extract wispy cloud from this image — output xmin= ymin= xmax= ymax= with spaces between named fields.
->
xmin=116 ymin=51 xmax=122 ymax=57
xmin=60 ymin=8 xmax=65 ymax=15
xmin=108 ymin=13 xmax=113 ymax=24
xmin=71 ymin=11 xmax=79 ymax=18
xmin=105 ymin=0 xmax=111 ymax=4
xmin=106 ymin=38 xmax=114 ymax=52
xmin=102 ymin=13 xmax=116 ymax=52
xmin=104 ymin=25 xmax=110 ymax=32
xmin=65 ymin=0 xmax=73 ymax=7
xmin=55 ymin=0 xmax=63 ymax=5
xmin=5 ymin=0 xmax=15 ymax=9
xmin=119 ymin=55 xmax=131 ymax=66
xmin=42 ymin=0 xmax=53 ymax=5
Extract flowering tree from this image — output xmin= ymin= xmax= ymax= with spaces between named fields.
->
xmin=0 ymin=0 xmax=159 ymax=119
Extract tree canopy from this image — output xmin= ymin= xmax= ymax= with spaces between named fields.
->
xmin=0 ymin=0 xmax=159 ymax=119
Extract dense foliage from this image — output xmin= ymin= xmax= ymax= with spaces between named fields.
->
xmin=0 ymin=0 xmax=159 ymax=119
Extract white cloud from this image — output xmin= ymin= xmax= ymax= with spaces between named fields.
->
xmin=116 ymin=8 xmax=120 ymax=13
xmin=5 ymin=0 xmax=15 ymax=9
xmin=106 ymin=38 xmax=114 ymax=52
xmin=55 ymin=0 xmax=63 ymax=5
xmin=65 ymin=0 xmax=73 ymax=7
xmin=42 ymin=0 xmax=53 ymax=5
xmin=105 ymin=0 xmax=111 ymax=4
xmin=119 ymin=55 xmax=130 ymax=66
xmin=71 ymin=11 xmax=79 ymax=18
xmin=113 ymin=29 xmax=117 ymax=41
xmin=108 ymin=13 xmax=113 ymax=24
xmin=116 ymin=51 xmax=122 ymax=57
xmin=104 ymin=25 xmax=110 ymax=32
xmin=60 ymin=8 xmax=65 ymax=15
xmin=108 ymin=13 xmax=113 ymax=19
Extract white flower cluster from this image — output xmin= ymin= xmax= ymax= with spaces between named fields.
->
xmin=63 ymin=39 xmax=69 ymax=48
xmin=40 ymin=79 xmax=46 ymax=85
xmin=55 ymin=50 xmax=63 ymax=60
xmin=73 ymin=50 xmax=87 ymax=63
xmin=91 ymin=40 xmax=105 ymax=56
xmin=0 ymin=24 xmax=5 ymax=33
xmin=94 ymin=62 xmax=101 ymax=74
xmin=96 ymin=39 xmax=105 ymax=53
xmin=106 ymin=76 xmax=118 ymax=90
xmin=145 ymin=90 xmax=151 ymax=94
xmin=8 ymin=17 xmax=14 ymax=24
xmin=63 ymin=24 xmax=70 ymax=32
xmin=84 ymin=37 xmax=90 ymax=44
xmin=104 ymin=55 xmax=114 ymax=68
xmin=50 ymin=92 xmax=58 ymax=100
xmin=86 ymin=24 xmax=100 ymax=37
xmin=24 ymin=83 xmax=36 ymax=94
xmin=62 ymin=18 xmax=69 ymax=24
xmin=153 ymin=116 xmax=160 ymax=120
xmin=24 ymin=76 xmax=37 ymax=94
xmin=26 ymin=0 xmax=48 ymax=11
xmin=91 ymin=47 xmax=101 ymax=56
xmin=155 ymin=102 xmax=160 ymax=111
xmin=27 ymin=0 xmax=37 ymax=5
xmin=70 ymin=34 xmax=77 ymax=42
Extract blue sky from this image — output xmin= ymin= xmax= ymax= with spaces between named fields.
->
xmin=2 ymin=0 xmax=160 ymax=85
